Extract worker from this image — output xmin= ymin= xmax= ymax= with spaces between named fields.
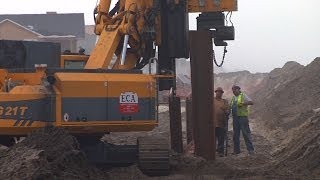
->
xmin=230 ymin=85 xmax=255 ymax=155
xmin=214 ymin=87 xmax=229 ymax=157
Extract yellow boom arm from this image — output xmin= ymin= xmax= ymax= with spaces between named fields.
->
xmin=85 ymin=0 xmax=237 ymax=70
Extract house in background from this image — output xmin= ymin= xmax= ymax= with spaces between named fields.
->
xmin=0 ymin=12 xmax=85 ymax=52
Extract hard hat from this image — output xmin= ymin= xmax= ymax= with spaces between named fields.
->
xmin=232 ymin=85 xmax=241 ymax=90
xmin=215 ymin=87 xmax=224 ymax=93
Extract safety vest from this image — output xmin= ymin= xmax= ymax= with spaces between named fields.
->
xmin=231 ymin=92 xmax=249 ymax=117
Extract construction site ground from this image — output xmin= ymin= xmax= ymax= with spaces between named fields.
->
xmin=0 ymin=58 xmax=320 ymax=179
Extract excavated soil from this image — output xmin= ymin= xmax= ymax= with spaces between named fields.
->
xmin=268 ymin=111 xmax=320 ymax=178
xmin=248 ymin=59 xmax=320 ymax=179
xmin=0 ymin=127 xmax=107 ymax=180
xmin=251 ymin=59 xmax=320 ymax=137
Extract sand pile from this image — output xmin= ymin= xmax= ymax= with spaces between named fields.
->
xmin=252 ymin=58 xmax=320 ymax=136
xmin=248 ymin=58 xmax=320 ymax=178
xmin=268 ymin=110 xmax=320 ymax=178
xmin=0 ymin=127 xmax=107 ymax=180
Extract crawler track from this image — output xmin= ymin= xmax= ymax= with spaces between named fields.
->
xmin=137 ymin=136 xmax=170 ymax=176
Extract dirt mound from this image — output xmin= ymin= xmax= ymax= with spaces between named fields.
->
xmin=252 ymin=59 xmax=320 ymax=134
xmin=251 ymin=61 xmax=303 ymax=105
xmin=214 ymin=70 xmax=267 ymax=99
xmin=247 ymin=58 xmax=320 ymax=178
xmin=266 ymin=111 xmax=320 ymax=178
xmin=0 ymin=127 xmax=107 ymax=180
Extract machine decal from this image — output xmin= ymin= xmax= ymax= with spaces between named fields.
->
xmin=0 ymin=106 xmax=28 ymax=117
xmin=0 ymin=98 xmax=56 ymax=122
xmin=13 ymin=119 xmax=34 ymax=127
xmin=119 ymin=92 xmax=139 ymax=114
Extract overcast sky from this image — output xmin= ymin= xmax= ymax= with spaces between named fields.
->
xmin=1 ymin=0 xmax=319 ymax=73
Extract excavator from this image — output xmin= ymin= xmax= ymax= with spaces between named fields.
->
xmin=0 ymin=0 xmax=237 ymax=176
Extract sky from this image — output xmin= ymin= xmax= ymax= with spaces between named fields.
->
xmin=0 ymin=0 xmax=320 ymax=73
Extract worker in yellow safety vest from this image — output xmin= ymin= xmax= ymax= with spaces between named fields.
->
xmin=230 ymin=85 xmax=255 ymax=155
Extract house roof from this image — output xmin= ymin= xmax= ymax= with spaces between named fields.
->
xmin=0 ymin=19 xmax=43 ymax=36
xmin=0 ymin=13 xmax=85 ymax=38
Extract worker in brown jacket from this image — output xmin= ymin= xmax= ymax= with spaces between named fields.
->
xmin=214 ymin=87 xmax=230 ymax=157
